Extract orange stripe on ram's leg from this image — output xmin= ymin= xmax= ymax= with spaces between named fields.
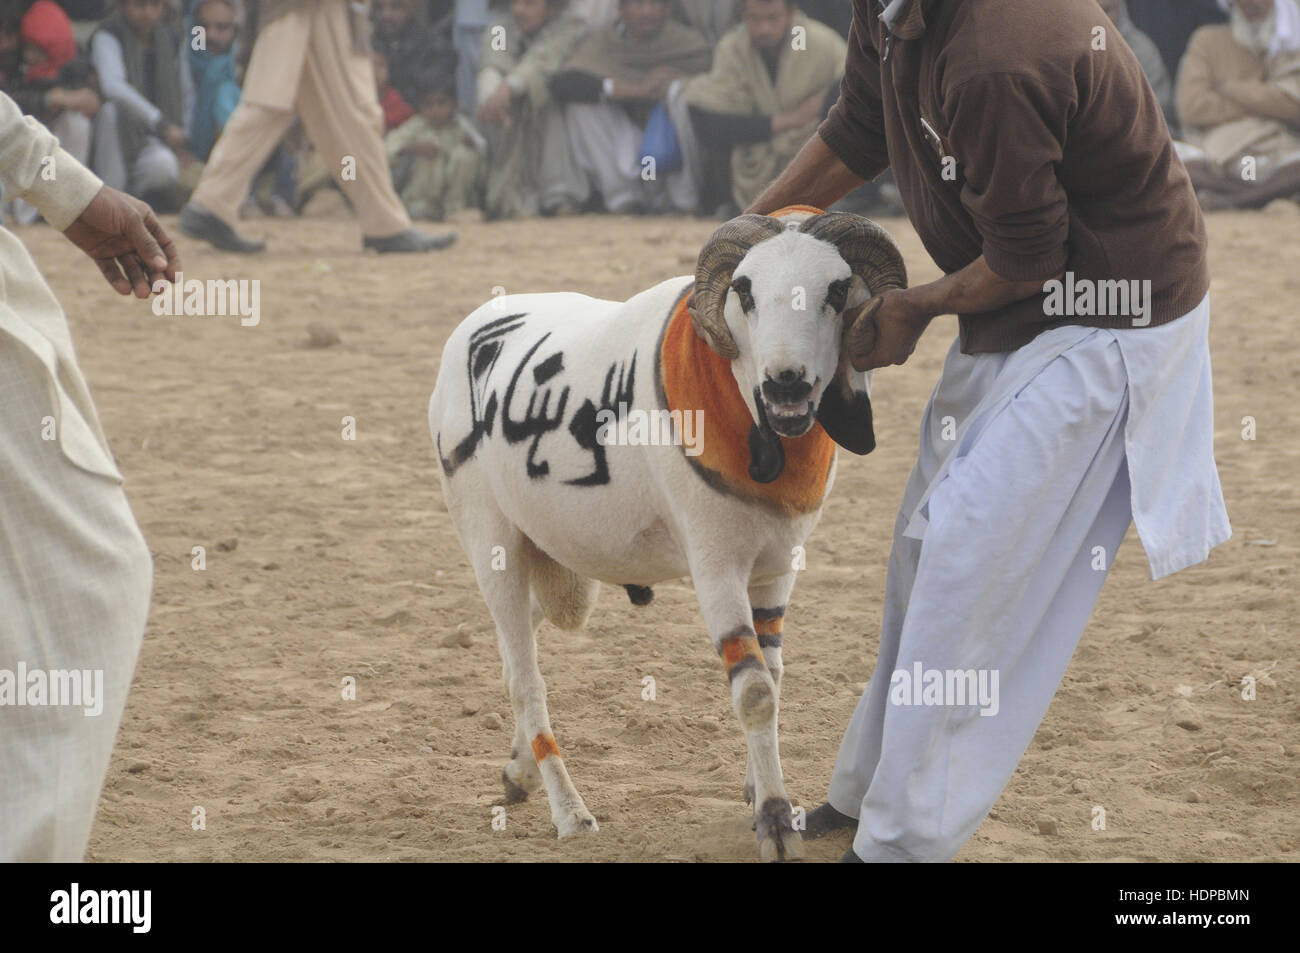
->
xmin=719 ymin=631 xmax=766 ymax=682
xmin=752 ymin=607 xmax=785 ymax=648
xmin=531 ymin=732 xmax=561 ymax=762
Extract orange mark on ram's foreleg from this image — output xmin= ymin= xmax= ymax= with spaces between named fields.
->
xmin=719 ymin=631 xmax=766 ymax=681
xmin=531 ymin=733 xmax=561 ymax=762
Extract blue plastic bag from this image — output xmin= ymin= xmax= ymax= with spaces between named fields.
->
xmin=639 ymin=103 xmax=683 ymax=175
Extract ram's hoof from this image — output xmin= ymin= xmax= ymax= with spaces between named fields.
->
xmin=755 ymin=797 xmax=804 ymax=862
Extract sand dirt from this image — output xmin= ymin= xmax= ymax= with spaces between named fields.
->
xmin=16 ymin=202 xmax=1296 ymax=862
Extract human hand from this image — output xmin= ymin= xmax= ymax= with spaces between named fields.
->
xmin=842 ymin=289 xmax=931 ymax=371
xmin=62 ymin=185 xmax=180 ymax=297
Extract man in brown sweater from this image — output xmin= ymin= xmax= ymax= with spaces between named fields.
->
xmin=747 ymin=0 xmax=1231 ymax=862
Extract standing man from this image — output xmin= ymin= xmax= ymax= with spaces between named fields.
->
xmin=0 ymin=90 xmax=173 ymax=860
xmin=181 ymin=0 xmax=455 ymax=253
xmin=747 ymin=0 xmax=1231 ymax=862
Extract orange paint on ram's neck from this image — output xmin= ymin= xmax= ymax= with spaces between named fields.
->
xmin=769 ymin=204 xmax=825 ymax=218
xmin=531 ymin=733 xmax=561 ymax=762
xmin=660 ymin=292 xmax=834 ymax=516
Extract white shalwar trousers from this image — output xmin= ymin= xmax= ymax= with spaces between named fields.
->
xmin=0 ymin=228 xmax=153 ymax=861
xmin=828 ymin=294 xmax=1231 ymax=862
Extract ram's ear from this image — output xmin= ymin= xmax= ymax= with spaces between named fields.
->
xmin=817 ymin=354 xmax=875 ymax=455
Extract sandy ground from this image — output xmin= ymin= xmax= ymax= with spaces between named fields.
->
xmin=15 ymin=200 xmax=1297 ymax=862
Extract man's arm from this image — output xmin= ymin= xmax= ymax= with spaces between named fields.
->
xmin=847 ymin=69 xmax=1072 ymax=370
xmin=1217 ymin=77 xmax=1300 ymax=123
xmin=745 ymin=132 xmax=865 ymax=213
xmin=90 ymin=31 xmax=163 ymax=128
xmin=0 ymin=91 xmax=179 ymax=297
xmin=843 ymin=256 xmax=1057 ymax=371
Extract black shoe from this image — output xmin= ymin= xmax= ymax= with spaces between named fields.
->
xmin=363 ymin=228 xmax=457 ymax=253
xmin=803 ymin=801 xmax=857 ymax=840
xmin=179 ymin=203 xmax=266 ymax=253
xmin=839 ymin=847 xmax=864 ymax=863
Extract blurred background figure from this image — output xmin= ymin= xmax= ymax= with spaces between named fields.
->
xmin=90 ymin=0 xmax=192 ymax=210
xmin=1176 ymin=0 xmax=1300 ymax=209
xmin=475 ymin=0 xmax=586 ymax=219
xmin=548 ymin=0 xmax=711 ymax=213
xmin=680 ymin=0 xmax=844 ymax=216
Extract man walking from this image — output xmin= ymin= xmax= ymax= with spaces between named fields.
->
xmin=747 ymin=0 xmax=1231 ymax=862
xmin=181 ymin=0 xmax=455 ymax=253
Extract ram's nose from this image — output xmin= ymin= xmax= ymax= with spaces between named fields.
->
xmin=761 ymin=369 xmax=813 ymax=405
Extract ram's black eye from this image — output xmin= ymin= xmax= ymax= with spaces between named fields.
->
xmin=731 ymin=275 xmax=756 ymax=313
xmin=826 ymin=278 xmax=850 ymax=313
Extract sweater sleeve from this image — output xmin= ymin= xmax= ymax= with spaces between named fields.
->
xmin=0 ymin=91 xmax=103 ymax=230
xmin=943 ymin=72 xmax=1069 ymax=282
xmin=92 ymin=30 xmax=164 ymax=129
xmin=815 ymin=1 xmax=889 ymax=181
xmin=1176 ymin=29 xmax=1248 ymax=127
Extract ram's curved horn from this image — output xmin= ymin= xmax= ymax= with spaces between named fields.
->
xmin=690 ymin=215 xmax=785 ymax=359
xmin=798 ymin=211 xmax=908 ymax=296
xmin=799 ymin=211 xmax=908 ymax=360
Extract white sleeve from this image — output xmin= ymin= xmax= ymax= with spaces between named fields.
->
xmin=91 ymin=31 xmax=164 ymax=129
xmin=0 ymin=91 xmax=102 ymax=230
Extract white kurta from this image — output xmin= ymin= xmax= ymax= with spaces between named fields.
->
xmin=828 ymin=294 xmax=1230 ymax=862
xmin=0 ymin=92 xmax=153 ymax=861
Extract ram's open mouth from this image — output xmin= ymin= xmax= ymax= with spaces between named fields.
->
xmin=765 ymin=397 xmax=816 ymax=436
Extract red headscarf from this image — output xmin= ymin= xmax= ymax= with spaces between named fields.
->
xmin=21 ymin=0 xmax=77 ymax=81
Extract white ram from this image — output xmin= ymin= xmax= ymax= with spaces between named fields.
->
xmin=428 ymin=208 xmax=906 ymax=860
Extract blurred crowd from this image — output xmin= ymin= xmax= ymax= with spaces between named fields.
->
xmin=1 ymin=0 xmax=1297 ymax=227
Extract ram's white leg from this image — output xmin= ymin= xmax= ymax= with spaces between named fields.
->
xmin=468 ymin=522 xmax=596 ymax=837
xmin=501 ymin=595 xmax=548 ymax=803
xmin=692 ymin=564 xmax=802 ymax=862
xmin=743 ymin=574 xmax=796 ymax=810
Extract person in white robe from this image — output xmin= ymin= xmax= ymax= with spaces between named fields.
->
xmin=0 ymin=90 xmax=170 ymax=860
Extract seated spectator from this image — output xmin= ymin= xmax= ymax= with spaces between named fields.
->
xmin=549 ymin=0 xmax=711 ymax=213
xmin=186 ymin=0 xmax=239 ymax=162
xmin=386 ymin=75 xmax=484 ymax=220
xmin=374 ymin=50 xmax=414 ymax=131
xmin=476 ymin=0 xmax=587 ymax=219
xmin=682 ymin=0 xmax=843 ymax=213
xmin=1130 ymin=0 xmax=1227 ymax=80
xmin=90 ymin=0 xmax=193 ymax=207
xmin=1099 ymin=0 xmax=1176 ymax=132
xmin=373 ymin=0 xmax=457 ymax=110
xmin=10 ymin=0 xmax=99 ymax=152
xmin=1 ymin=0 xmax=100 ymax=223
xmin=1177 ymin=0 xmax=1300 ymax=209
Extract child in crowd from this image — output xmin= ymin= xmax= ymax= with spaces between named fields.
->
xmin=385 ymin=75 xmax=484 ymax=220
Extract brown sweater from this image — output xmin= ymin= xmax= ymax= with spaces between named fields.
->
xmin=819 ymin=0 xmax=1210 ymax=352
